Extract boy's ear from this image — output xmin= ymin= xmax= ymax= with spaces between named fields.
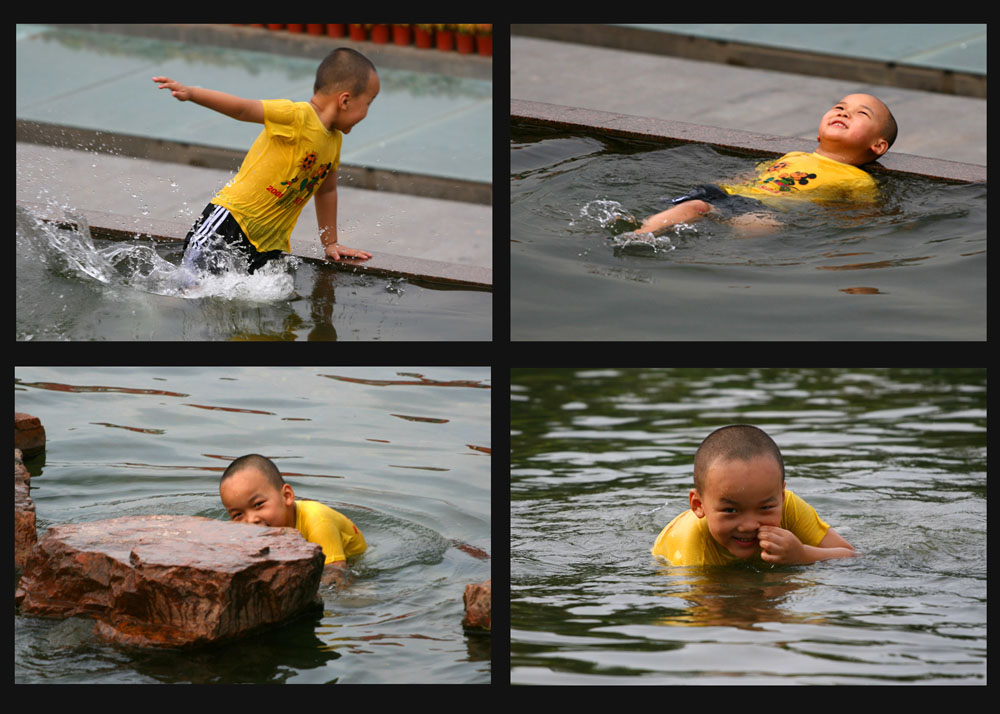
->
xmin=281 ymin=483 xmax=295 ymax=503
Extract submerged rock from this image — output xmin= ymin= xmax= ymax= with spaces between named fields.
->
xmin=15 ymin=412 xmax=46 ymax=458
xmin=16 ymin=515 xmax=324 ymax=648
xmin=462 ymin=579 xmax=491 ymax=632
xmin=14 ymin=449 xmax=37 ymax=569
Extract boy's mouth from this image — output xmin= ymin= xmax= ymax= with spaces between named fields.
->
xmin=829 ymin=119 xmax=849 ymax=129
xmin=731 ymin=534 xmax=758 ymax=547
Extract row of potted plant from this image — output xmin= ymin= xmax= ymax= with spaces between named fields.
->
xmin=240 ymin=24 xmax=492 ymax=56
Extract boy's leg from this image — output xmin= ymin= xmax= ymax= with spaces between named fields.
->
xmin=638 ymin=199 xmax=712 ymax=234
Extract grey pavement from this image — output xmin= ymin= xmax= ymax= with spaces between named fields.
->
xmin=17 ymin=142 xmax=491 ymax=271
xmin=511 ymin=28 xmax=986 ymax=166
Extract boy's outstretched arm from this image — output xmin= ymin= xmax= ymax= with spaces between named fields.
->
xmin=314 ymin=172 xmax=372 ymax=262
xmin=152 ymin=76 xmax=264 ymax=124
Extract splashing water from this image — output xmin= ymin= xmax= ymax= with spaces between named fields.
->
xmin=571 ymin=198 xmax=679 ymax=254
xmin=16 ymin=204 xmax=296 ymax=302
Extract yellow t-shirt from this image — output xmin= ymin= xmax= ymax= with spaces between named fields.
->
xmin=722 ymin=151 xmax=878 ymax=206
xmin=211 ymin=99 xmax=342 ymax=253
xmin=651 ymin=489 xmax=830 ymax=566
xmin=295 ymin=499 xmax=366 ymax=564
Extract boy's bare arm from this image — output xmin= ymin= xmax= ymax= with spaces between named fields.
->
xmin=314 ymin=173 xmax=372 ymax=262
xmin=759 ymin=525 xmax=856 ymax=565
xmin=152 ymin=76 xmax=264 ymax=124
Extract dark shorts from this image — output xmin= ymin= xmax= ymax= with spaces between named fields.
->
xmin=666 ymin=184 xmax=769 ymax=219
xmin=181 ymin=203 xmax=284 ymax=275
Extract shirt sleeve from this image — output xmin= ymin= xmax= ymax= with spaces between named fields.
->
xmin=297 ymin=502 xmax=347 ymax=563
xmin=782 ymin=490 xmax=831 ymax=547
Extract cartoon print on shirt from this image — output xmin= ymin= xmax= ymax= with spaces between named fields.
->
xmin=271 ymin=152 xmax=332 ymax=207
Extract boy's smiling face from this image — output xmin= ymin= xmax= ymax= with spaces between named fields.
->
xmin=219 ymin=467 xmax=295 ymax=528
xmin=816 ymin=93 xmax=890 ymax=165
xmin=689 ymin=454 xmax=784 ymax=559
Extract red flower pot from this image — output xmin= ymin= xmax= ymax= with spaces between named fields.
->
xmin=456 ymin=33 xmax=475 ymax=54
xmin=476 ymin=34 xmax=492 ymax=56
xmin=414 ymin=27 xmax=433 ymax=48
xmin=436 ymin=29 xmax=454 ymax=51
xmin=393 ymin=25 xmax=412 ymax=46
xmin=370 ymin=24 xmax=390 ymax=43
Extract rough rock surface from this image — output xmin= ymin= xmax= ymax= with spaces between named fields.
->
xmin=14 ymin=449 xmax=37 ymax=569
xmin=16 ymin=515 xmax=324 ymax=648
xmin=462 ymin=578 xmax=491 ymax=632
xmin=15 ymin=412 xmax=46 ymax=458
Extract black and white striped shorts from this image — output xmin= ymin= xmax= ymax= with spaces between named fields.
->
xmin=181 ymin=203 xmax=284 ymax=275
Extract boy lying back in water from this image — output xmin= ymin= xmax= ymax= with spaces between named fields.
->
xmin=632 ymin=94 xmax=897 ymax=237
xmin=652 ymin=425 xmax=856 ymax=566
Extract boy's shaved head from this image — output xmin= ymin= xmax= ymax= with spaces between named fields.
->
xmin=860 ymin=93 xmax=898 ymax=150
xmin=693 ymin=425 xmax=785 ymax=493
xmin=222 ymin=453 xmax=284 ymax=491
xmin=314 ymin=47 xmax=377 ymax=96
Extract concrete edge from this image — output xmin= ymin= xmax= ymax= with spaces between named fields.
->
xmin=511 ymin=24 xmax=986 ymax=98
xmin=18 ymin=201 xmax=492 ymax=292
xmin=16 ymin=120 xmax=492 ymax=205
xmin=511 ymin=99 xmax=987 ymax=184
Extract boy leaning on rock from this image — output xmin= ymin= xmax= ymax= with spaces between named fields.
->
xmin=219 ymin=453 xmax=366 ymax=588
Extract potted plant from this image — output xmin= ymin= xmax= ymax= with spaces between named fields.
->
xmin=455 ymin=24 xmax=476 ymax=54
xmin=326 ymin=23 xmax=346 ymax=37
xmin=435 ymin=23 xmax=455 ymax=51
xmin=475 ymin=24 xmax=492 ymax=56
xmin=349 ymin=24 xmax=366 ymax=41
xmin=392 ymin=23 xmax=412 ymax=46
xmin=369 ymin=23 xmax=390 ymax=43
xmin=414 ymin=24 xmax=434 ymax=48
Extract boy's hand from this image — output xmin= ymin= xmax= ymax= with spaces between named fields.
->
xmin=757 ymin=525 xmax=807 ymax=564
xmin=325 ymin=243 xmax=372 ymax=262
xmin=152 ymin=76 xmax=192 ymax=101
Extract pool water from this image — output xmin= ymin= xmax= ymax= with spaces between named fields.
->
xmin=16 ymin=204 xmax=491 ymax=341
xmin=511 ymin=124 xmax=986 ymax=340
xmin=15 ymin=366 xmax=491 ymax=684
xmin=511 ymin=368 xmax=986 ymax=684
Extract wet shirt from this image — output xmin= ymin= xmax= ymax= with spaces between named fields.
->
xmin=295 ymin=499 xmax=366 ymax=564
xmin=651 ymin=489 xmax=830 ymax=566
xmin=722 ymin=151 xmax=878 ymax=205
xmin=211 ymin=99 xmax=341 ymax=253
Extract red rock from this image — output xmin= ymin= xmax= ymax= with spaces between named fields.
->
xmin=14 ymin=449 xmax=37 ymax=569
xmin=462 ymin=578 xmax=491 ymax=632
xmin=15 ymin=412 xmax=46 ymax=458
xmin=16 ymin=515 xmax=324 ymax=648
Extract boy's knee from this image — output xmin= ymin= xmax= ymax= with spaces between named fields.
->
xmin=689 ymin=199 xmax=711 ymax=215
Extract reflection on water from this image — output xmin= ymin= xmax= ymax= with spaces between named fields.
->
xmin=511 ymin=368 xmax=985 ymax=684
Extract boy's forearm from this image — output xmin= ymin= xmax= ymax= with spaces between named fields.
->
xmin=801 ymin=545 xmax=856 ymax=563
xmin=315 ymin=188 xmax=338 ymax=247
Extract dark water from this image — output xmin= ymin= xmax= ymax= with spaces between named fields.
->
xmin=511 ymin=368 xmax=985 ymax=684
xmin=16 ymin=204 xmax=491 ymax=341
xmin=511 ymin=124 xmax=986 ymax=340
xmin=15 ymin=367 xmax=491 ymax=684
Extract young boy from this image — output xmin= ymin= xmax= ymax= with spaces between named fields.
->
xmin=152 ymin=47 xmax=379 ymax=275
xmin=219 ymin=453 xmax=366 ymax=587
xmin=635 ymin=94 xmax=898 ymax=236
xmin=651 ymin=425 xmax=855 ymax=566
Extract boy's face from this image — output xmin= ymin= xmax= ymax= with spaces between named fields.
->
xmin=219 ymin=468 xmax=295 ymax=528
xmin=690 ymin=454 xmax=784 ymax=559
xmin=335 ymin=71 xmax=380 ymax=134
xmin=816 ymin=93 xmax=889 ymax=161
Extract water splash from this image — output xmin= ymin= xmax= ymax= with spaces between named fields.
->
xmin=16 ymin=203 xmax=295 ymax=302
